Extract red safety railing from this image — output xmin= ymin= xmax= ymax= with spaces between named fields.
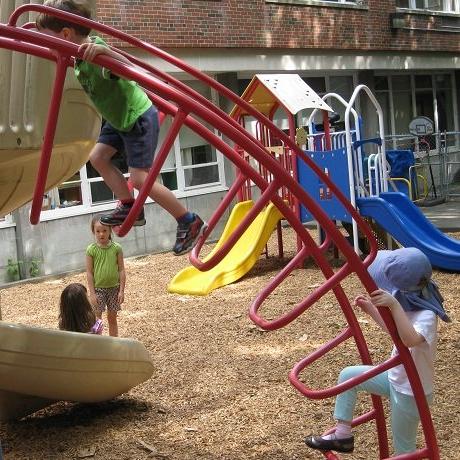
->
xmin=2 ymin=6 xmax=439 ymax=459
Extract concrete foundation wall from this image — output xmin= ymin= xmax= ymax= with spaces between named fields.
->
xmin=0 ymin=226 xmax=19 ymax=285
xmin=0 ymin=191 xmax=229 ymax=286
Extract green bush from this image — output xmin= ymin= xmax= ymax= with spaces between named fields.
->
xmin=29 ymin=259 xmax=40 ymax=278
xmin=6 ymin=259 xmax=21 ymax=282
xmin=5 ymin=258 xmax=41 ymax=281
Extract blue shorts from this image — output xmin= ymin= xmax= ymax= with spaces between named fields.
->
xmin=98 ymin=105 xmax=159 ymax=169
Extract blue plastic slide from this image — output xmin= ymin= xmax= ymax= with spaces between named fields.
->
xmin=357 ymin=192 xmax=460 ymax=271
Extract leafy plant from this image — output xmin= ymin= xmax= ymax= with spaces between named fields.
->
xmin=5 ymin=258 xmax=41 ymax=281
xmin=29 ymin=259 xmax=41 ymax=278
xmin=6 ymin=259 xmax=21 ymax=282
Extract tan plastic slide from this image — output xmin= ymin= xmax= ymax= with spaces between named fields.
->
xmin=0 ymin=50 xmax=101 ymax=218
xmin=0 ymin=322 xmax=154 ymax=421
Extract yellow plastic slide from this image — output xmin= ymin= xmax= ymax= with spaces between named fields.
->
xmin=0 ymin=322 xmax=154 ymax=421
xmin=168 ymin=200 xmax=283 ymax=296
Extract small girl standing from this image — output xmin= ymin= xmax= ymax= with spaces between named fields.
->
xmin=305 ymin=247 xmax=450 ymax=455
xmin=86 ymin=217 xmax=125 ymax=337
xmin=59 ymin=283 xmax=103 ymax=334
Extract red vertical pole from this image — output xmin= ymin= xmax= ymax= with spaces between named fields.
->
xmin=30 ymin=56 xmax=69 ymax=224
xmin=117 ymin=109 xmax=188 ymax=236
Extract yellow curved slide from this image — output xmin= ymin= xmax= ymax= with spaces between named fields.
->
xmin=0 ymin=322 xmax=154 ymax=421
xmin=168 ymin=200 xmax=283 ymax=296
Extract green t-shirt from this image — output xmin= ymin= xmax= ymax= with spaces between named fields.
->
xmin=74 ymin=36 xmax=152 ymax=132
xmin=86 ymin=241 xmax=122 ymax=288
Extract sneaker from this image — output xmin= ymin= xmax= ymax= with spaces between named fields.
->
xmin=304 ymin=434 xmax=354 ymax=453
xmin=100 ymin=202 xmax=146 ymax=227
xmin=173 ymin=213 xmax=206 ymax=255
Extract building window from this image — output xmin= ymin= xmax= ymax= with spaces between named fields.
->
xmin=181 ymin=144 xmax=220 ymax=187
xmin=375 ymin=72 xmax=457 ymax=148
xmin=86 ymin=151 xmax=129 ymax=205
xmin=396 ymin=0 xmax=460 ymax=13
xmin=392 ymin=75 xmax=413 ymax=137
xmin=265 ymin=0 xmax=362 ymax=4
xmin=311 ymin=0 xmax=359 ymax=3
xmin=374 ymin=76 xmax=392 ymax=138
xmin=41 ymin=81 xmax=226 ymax=218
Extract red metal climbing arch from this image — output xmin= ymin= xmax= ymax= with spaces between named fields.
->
xmin=1 ymin=6 xmax=439 ymax=458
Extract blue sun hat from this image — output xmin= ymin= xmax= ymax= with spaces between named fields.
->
xmin=368 ymin=247 xmax=450 ymax=322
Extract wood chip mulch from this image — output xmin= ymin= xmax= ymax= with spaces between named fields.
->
xmin=0 ymin=228 xmax=459 ymax=460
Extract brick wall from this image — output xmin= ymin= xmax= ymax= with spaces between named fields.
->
xmin=96 ymin=0 xmax=460 ymax=52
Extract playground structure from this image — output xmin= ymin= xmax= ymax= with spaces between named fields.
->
xmin=172 ymin=73 xmax=460 ymax=284
xmin=0 ymin=321 xmax=154 ymax=421
xmin=168 ymin=74 xmax=334 ymax=295
xmin=236 ymin=78 xmax=460 ymax=270
xmin=301 ymin=91 xmax=460 ymax=272
xmin=170 ymin=74 xmax=460 ymax=293
xmin=0 ymin=4 xmax=451 ymax=458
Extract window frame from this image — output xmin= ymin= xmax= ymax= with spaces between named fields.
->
xmin=0 ymin=214 xmax=14 ymax=228
xmin=316 ymin=0 xmax=357 ymax=3
xmin=396 ymin=0 xmax=460 ymax=14
xmin=265 ymin=0 xmax=366 ymax=9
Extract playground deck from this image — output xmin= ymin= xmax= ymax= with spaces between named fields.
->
xmin=421 ymin=199 xmax=460 ymax=231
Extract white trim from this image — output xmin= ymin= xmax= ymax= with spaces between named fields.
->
xmin=79 ymin=159 xmax=91 ymax=206
xmin=397 ymin=0 xmax=460 ymax=14
xmin=135 ymin=49 xmax=460 ymax=75
xmin=265 ymin=0 xmax=366 ymax=8
xmin=0 ymin=219 xmax=15 ymax=229
xmin=174 ymin=135 xmax=186 ymax=192
xmin=431 ymin=76 xmax=440 ymax=134
xmin=210 ymin=86 xmax=227 ymax=188
xmin=182 ymin=161 xmax=220 ymax=170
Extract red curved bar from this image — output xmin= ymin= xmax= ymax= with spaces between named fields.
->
xmin=290 ymin=353 xmax=401 ymax=399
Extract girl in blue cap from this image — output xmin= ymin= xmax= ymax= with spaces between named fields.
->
xmin=305 ymin=247 xmax=450 ymax=455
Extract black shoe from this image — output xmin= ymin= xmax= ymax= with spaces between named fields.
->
xmin=173 ymin=214 xmax=207 ymax=255
xmin=304 ymin=434 xmax=354 ymax=453
xmin=100 ymin=202 xmax=146 ymax=226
